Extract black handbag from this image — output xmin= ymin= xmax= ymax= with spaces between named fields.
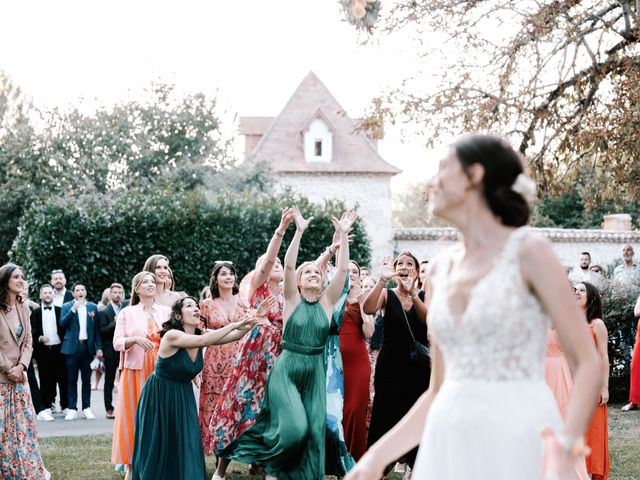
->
xmin=394 ymin=290 xmax=431 ymax=367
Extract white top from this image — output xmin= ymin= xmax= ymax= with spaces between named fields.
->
xmin=52 ymin=288 xmax=67 ymax=308
xmin=77 ymin=304 xmax=88 ymax=340
xmin=41 ymin=305 xmax=61 ymax=346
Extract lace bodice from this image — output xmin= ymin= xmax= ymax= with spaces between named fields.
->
xmin=428 ymin=228 xmax=551 ymax=382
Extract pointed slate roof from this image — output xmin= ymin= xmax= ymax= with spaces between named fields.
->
xmin=247 ymin=72 xmax=401 ymax=175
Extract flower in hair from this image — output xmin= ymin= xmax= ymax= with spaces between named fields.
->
xmin=511 ymin=173 xmax=537 ymax=204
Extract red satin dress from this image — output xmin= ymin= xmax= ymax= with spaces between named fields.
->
xmin=339 ymin=301 xmax=371 ymax=460
xmin=629 ymin=319 xmax=640 ymax=404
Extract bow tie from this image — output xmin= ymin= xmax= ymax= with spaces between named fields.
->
xmin=43 ymin=306 xmax=52 ymax=310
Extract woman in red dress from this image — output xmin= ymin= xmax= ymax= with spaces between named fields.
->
xmin=575 ymin=282 xmax=610 ymax=480
xmin=622 ymin=294 xmax=640 ymax=412
xmin=198 ymin=261 xmax=253 ymax=454
xmin=340 ymin=261 xmax=374 ymax=460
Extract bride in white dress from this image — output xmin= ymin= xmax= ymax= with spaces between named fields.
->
xmin=345 ymin=134 xmax=601 ymax=480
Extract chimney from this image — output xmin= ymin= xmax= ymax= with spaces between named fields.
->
xmin=602 ymin=214 xmax=632 ymax=231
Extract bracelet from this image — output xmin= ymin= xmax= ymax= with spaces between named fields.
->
xmin=558 ymin=434 xmax=590 ymax=458
xmin=274 ymin=230 xmax=284 ymax=237
xmin=378 ymin=277 xmax=388 ymax=284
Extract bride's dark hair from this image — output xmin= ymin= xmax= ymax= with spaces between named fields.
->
xmin=453 ymin=134 xmax=529 ymax=227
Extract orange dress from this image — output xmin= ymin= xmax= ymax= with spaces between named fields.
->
xmin=584 ymin=323 xmax=610 ymax=479
xmin=111 ymin=317 xmax=161 ymax=465
xmin=544 ymin=329 xmax=589 ymax=480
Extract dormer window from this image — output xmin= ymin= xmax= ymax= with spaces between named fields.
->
xmin=303 ymin=111 xmax=334 ymax=163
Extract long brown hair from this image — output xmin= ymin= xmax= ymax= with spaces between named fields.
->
xmin=578 ymin=281 xmax=603 ymax=322
xmin=130 ymin=272 xmax=156 ymax=306
xmin=160 ymin=296 xmax=202 ymax=337
xmin=209 ymin=262 xmax=239 ymax=299
xmin=0 ymin=263 xmax=23 ymax=312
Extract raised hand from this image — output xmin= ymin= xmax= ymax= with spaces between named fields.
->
xmin=331 ymin=210 xmax=358 ymax=235
xmin=379 ymin=256 xmax=395 ymax=282
xmin=292 ymin=206 xmax=313 ymax=232
xmin=255 ymin=296 xmax=277 ymax=318
xmin=277 ymin=207 xmax=295 ymax=234
xmin=399 ymin=273 xmax=417 ymax=294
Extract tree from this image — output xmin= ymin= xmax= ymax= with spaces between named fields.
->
xmin=0 ymin=76 xmax=232 ymax=262
xmin=355 ymin=1 xmax=640 ymax=207
xmin=392 ymin=181 xmax=448 ymax=227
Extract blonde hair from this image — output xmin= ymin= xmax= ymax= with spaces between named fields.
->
xmin=130 ymin=271 xmax=156 ymax=306
xmin=295 ymin=262 xmax=325 ymax=289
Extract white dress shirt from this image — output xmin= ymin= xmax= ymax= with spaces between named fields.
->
xmin=53 ymin=288 xmax=67 ymax=308
xmin=78 ymin=304 xmax=88 ymax=340
xmin=41 ymin=305 xmax=61 ymax=346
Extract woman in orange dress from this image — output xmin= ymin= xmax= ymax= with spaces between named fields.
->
xmin=574 ymin=282 xmax=610 ymax=480
xmin=544 ymin=328 xmax=589 ymax=480
xmin=111 ymin=272 xmax=171 ymax=479
xmin=198 ymin=261 xmax=252 ymax=453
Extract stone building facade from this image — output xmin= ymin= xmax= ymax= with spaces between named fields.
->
xmin=239 ymin=72 xmax=401 ymax=263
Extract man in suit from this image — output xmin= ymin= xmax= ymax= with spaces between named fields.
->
xmin=60 ymin=283 xmax=103 ymax=420
xmin=97 ymin=282 xmax=126 ymax=419
xmin=31 ymin=283 xmax=68 ymax=420
xmin=51 ymin=269 xmax=74 ymax=308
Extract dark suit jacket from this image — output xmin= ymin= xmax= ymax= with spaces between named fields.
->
xmin=97 ymin=303 xmax=122 ymax=360
xmin=60 ymin=302 xmax=102 ymax=356
xmin=30 ymin=306 xmax=64 ymax=355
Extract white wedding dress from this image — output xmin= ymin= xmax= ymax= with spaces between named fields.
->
xmin=413 ymin=228 xmax=562 ymax=479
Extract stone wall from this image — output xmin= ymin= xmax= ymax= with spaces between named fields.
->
xmin=274 ymin=172 xmax=394 ymax=264
xmin=393 ymin=227 xmax=640 ymax=270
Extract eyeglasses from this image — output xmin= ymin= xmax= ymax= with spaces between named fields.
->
xmin=214 ymin=261 xmax=233 ymax=266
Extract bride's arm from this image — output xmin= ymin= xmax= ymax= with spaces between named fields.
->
xmin=520 ymin=235 xmax=600 ymax=439
xmin=345 ymin=336 xmax=444 ymax=480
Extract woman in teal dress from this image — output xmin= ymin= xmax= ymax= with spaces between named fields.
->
xmin=220 ymin=207 xmax=357 ymax=480
xmin=130 ymin=296 xmax=272 ymax=480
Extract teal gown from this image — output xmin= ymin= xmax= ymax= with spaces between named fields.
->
xmin=131 ymin=348 xmax=206 ymax=480
xmin=221 ymin=299 xmax=330 ymax=479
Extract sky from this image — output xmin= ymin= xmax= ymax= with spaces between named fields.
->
xmin=0 ymin=0 xmax=441 ymax=189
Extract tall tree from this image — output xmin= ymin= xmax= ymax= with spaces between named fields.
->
xmin=355 ymin=1 xmax=640 ymax=205
xmin=0 ymin=77 xmax=232 ymax=262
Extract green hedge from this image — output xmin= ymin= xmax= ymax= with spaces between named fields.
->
xmin=10 ymin=189 xmax=371 ymax=301
xmin=600 ymin=280 xmax=639 ymax=403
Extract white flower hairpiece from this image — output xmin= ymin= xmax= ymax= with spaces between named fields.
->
xmin=511 ymin=173 xmax=537 ymax=204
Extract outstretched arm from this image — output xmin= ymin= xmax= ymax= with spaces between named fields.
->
xmin=324 ymin=211 xmax=357 ymax=306
xmin=362 ymin=256 xmax=395 ymax=314
xmin=283 ymin=207 xmax=313 ymax=302
xmin=251 ymin=207 xmax=294 ymax=292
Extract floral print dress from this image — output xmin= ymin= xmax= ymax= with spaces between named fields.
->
xmin=207 ymin=282 xmax=284 ymax=455
xmin=198 ymin=297 xmax=246 ymax=453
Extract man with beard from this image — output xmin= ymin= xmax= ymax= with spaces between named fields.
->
xmin=568 ymin=252 xmax=597 ymax=285
xmin=50 ymin=269 xmax=74 ymax=308
xmin=613 ymin=244 xmax=640 ymax=287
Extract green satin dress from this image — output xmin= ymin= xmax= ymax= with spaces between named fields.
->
xmin=131 ymin=347 xmax=206 ymax=480
xmin=221 ymin=298 xmax=330 ymax=479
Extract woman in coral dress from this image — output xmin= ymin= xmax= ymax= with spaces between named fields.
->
xmin=339 ymin=260 xmax=374 ymax=460
xmin=574 ymin=282 xmax=610 ymax=480
xmin=111 ymin=272 xmax=170 ymax=478
xmin=544 ymin=329 xmax=589 ymax=480
xmin=198 ymin=261 xmax=250 ymax=453
xmin=208 ymin=208 xmax=294 ymax=480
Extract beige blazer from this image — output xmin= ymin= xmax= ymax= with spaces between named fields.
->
xmin=0 ymin=302 xmax=33 ymax=384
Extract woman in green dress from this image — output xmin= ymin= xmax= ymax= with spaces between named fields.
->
xmin=220 ymin=207 xmax=357 ymax=480
xmin=130 ymin=295 xmax=273 ymax=480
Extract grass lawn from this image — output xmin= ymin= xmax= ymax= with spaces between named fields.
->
xmin=40 ymin=405 xmax=640 ymax=479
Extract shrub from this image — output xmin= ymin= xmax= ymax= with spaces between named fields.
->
xmin=10 ymin=189 xmax=371 ymax=301
xmin=600 ymin=281 xmax=639 ymax=403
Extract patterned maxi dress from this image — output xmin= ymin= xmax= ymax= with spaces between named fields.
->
xmin=198 ymin=297 xmax=245 ymax=453
xmin=209 ymin=282 xmax=284 ymax=455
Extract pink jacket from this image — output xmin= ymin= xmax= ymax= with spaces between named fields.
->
xmin=113 ymin=302 xmax=170 ymax=370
